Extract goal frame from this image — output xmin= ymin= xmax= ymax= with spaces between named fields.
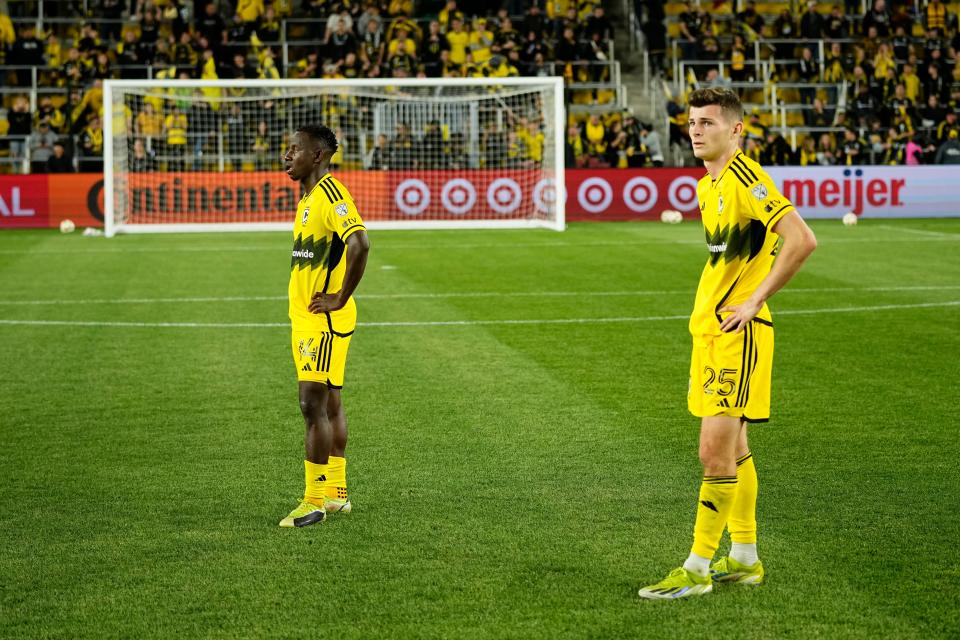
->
xmin=103 ymin=77 xmax=566 ymax=236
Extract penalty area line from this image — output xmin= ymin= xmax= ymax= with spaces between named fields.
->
xmin=0 ymin=301 xmax=957 ymax=330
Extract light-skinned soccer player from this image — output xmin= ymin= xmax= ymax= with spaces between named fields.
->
xmin=279 ymin=125 xmax=370 ymax=528
xmin=638 ymin=88 xmax=817 ymax=598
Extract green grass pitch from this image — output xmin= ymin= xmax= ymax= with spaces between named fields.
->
xmin=1 ymin=219 xmax=959 ymax=639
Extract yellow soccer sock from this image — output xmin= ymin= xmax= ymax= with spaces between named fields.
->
xmin=691 ymin=475 xmax=739 ymax=559
xmin=304 ymin=460 xmax=329 ymax=507
xmin=325 ymin=456 xmax=349 ymax=502
xmin=729 ymin=452 xmax=758 ymax=545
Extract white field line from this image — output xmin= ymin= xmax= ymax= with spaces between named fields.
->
xmin=0 ymin=295 xmax=288 ymax=306
xmin=0 ymin=285 xmax=958 ymax=306
xmin=0 ymin=301 xmax=957 ymax=330
xmin=873 ymin=224 xmax=960 ymax=238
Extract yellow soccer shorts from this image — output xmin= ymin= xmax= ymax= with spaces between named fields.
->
xmin=688 ymin=320 xmax=774 ymax=423
xmin=291 ymin=327 xmax=353 ymax=388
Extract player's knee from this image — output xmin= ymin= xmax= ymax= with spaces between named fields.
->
xmin=298 ymin=385 xmax=329 ymax=418
xmin=698 ymin=441 xmax=729 ymax=470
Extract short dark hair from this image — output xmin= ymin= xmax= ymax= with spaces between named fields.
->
xmin=688 ymin=87 xmax=743 ymax=123
xmin=296 ymin=124 xmax=339 ymax=154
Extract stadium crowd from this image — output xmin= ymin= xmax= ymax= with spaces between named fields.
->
xmin=656 ymin=0 xmax=960 ymax=165
xmin=4 ymin=0 xmax=958 ymax=171
xmin=0 ymin=0 xmax=638 ymax=173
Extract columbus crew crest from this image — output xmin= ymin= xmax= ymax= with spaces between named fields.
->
xmin=301 ymin=207 xmax=310 ymax=225
xmin=298 ymin=338 xmax=317 ymax=361
xmin=751 ymin=184 xmax=768 ymax=201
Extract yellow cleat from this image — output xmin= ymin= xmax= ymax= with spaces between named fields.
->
xmin=279 ymin=500 xmax=325 ymax=528
xmin=324 ymin=497 xmax=352 ymax=514
xmin=710 ymin=556 xmax=765 ymax=585
xmin=638 ymin=567 xmax=713 ymax=600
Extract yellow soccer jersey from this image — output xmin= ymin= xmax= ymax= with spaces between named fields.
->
xmin=690 ymin=151 xmax=795 ymax=337
xmin=289 ymin=173 xmax=366 ymax=332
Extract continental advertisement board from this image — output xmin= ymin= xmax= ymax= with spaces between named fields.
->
xmin=1 ymin=167 xmax=955 ymax=229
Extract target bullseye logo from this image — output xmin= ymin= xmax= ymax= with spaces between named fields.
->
xmin=668 ymin=176 xmax=699 ymax=212
xmin=487 ymin=178 xmax=522 ymax=215
xmin=577 ymin=177 xmax=612 ymax=214
xmin=441 ymin=178 xmax=477 ymax=215
xmin=395 ymin=179 xmax=430 ymax=216
xmin=622 ymin=176 xmax=659 ymax=213
xmin=533 ymin=178 xmax=558 ymax=213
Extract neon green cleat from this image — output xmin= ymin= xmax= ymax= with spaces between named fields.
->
xmin=710 ymin=556 xmax=765 ymax=585
xmin=324 ymin=497 xmax=352 ymax=514
xmin=279 ymin=500 xmax=326 ymax=528
xmin=638 ymin=567 xmax=713 ymax=600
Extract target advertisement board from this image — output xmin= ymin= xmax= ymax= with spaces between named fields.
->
xmin=565 ymin=169 xmax=702 ymax=220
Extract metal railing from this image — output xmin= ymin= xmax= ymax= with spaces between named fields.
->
xmin=670 ymin=37 xmax=866 ymax=86
xmin=676 ymin=60 xmax=777 ymax=99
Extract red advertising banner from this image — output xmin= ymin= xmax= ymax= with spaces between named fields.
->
xmin=0 ymin=175 xmax=52 ymax=228
xmin=48 ymin=174 xmax=104 ymax=227
xmin=0 ymin=174 xmax=102 ymax=229
xmin=124 ymin=171 xmax=304 ymax=224
xmin=2 ymin=167 xmax=957 ymax=229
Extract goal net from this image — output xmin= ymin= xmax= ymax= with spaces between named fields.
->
xmin=103 ymin=78 xmax=565 ymax=236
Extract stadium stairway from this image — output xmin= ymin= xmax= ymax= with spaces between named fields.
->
xmin=608 ymin=0 xmax=673 ymax=164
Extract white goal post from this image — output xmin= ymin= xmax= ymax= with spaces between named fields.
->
xmin=103 ymin=77 xmax=565 ymax=236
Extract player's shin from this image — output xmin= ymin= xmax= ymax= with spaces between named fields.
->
xmin=688 ymin=476 xmax=739 ymax=574
xmin=729 ymin=452 xmax=759 ymax=565
xmin=326 ymin=455 xmax=348 ymax=502
xmin=304 ymin=460 xmax=329 ymax=507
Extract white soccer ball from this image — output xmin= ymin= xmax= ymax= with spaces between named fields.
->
xmin=842 ymin=212 xmax=858 ymax=227
xmin=660 ymin=209 xmax=683 ymax=224
xmin=59 ymin=219 xmax=76 ymax=234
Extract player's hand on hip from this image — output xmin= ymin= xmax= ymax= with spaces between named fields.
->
xmin=309 ymin=292 xmax=343 ymax=314
xmin=718 ymin=299 xmax=762 ymax=333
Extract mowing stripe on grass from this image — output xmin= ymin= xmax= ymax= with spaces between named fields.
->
xmin=1 ymin=285 xmax=958 ymax=306
xmin=0 ymin=232 xmax=958 ymax=256
xmin=0 ymin=301 xmax=957 ymax=330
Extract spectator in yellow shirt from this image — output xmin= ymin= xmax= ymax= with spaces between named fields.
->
xmin=387 ymin=26 xmax=417 ymax=58
xmin=446 ymin=18 xmax=469 ymax=65
xmin=237 ymin=0 xmax=264 ymax=23
xmin=438 ymin=0 xmax=464 ymax=32
xmin=163 ymin=105 xmax=188 ymax=170
xmin=468 ymin=17 xmax=494 ymax=65
xmin=517 ymin=120 xmax=545 ymax=164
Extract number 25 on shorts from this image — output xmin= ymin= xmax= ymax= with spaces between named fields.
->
xmin=703 ymin=366 xmax=738 ymax=396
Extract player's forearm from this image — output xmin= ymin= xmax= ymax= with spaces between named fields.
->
xmin=748 ymin=232 xmax=817 ymax=306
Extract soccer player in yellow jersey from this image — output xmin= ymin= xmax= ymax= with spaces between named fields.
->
xmin=638 ymin=88 xmax=817 ymax=598
xmin=278 ymin=125 xmax=370 ymax=528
